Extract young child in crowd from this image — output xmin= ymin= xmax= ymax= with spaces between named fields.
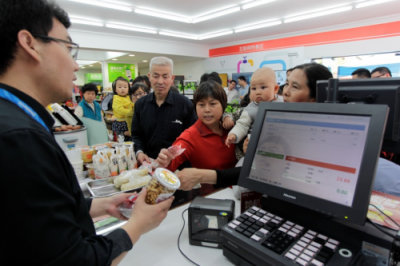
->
xmin=74 ymin=83 xmax=104 ymax=122
xmin=126 ymin=82 xmax=149 ymax=135
xmin=112 ymin=76 xmax=134 ymax=140
xmin=225 ymin=67 xmax=283 ymax=148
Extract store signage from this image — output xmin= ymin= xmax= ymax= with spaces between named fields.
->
xmin=108 ymin=63 xmax=136 ymax=82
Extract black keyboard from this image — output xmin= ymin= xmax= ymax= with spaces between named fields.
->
xmin=227 ymin=206 xmax=340 ymax=266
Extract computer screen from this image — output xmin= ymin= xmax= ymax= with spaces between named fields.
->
xmin=239 ymin=103 xmax=388 ymax=226
xmin=316 ymin=78 xmax=400 ymax=144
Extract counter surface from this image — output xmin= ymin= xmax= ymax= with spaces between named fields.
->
xmin=119 ymin=188 xmax=239 ymax=266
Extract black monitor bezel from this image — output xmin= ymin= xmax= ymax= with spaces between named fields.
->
xmin=238 ymin=102 xmax=388 ymax=226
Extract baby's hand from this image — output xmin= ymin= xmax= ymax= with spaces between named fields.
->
xmin=225 ymin=134 xmax=237 ymax=147
xmin=223 ymin=116 xmax=234 ymax=129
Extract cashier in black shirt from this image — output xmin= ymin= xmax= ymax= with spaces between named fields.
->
xmin=0 ymin=1 xmax=173 ymax=265
xmin=131 ymin=57 xmax=197 ymax=164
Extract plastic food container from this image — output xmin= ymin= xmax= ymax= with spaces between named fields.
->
xmin=81 ymin=148 xmax=94 ymax=163
xmin=144 ymin=168 xmax=180 ymax=205
xmin=94 ymin=145 xmax=108 ymax=155
xmin=86 ymin=163 xmax=95 ymax=179
xmin=104 ymin=141 xmax=117 ymax=148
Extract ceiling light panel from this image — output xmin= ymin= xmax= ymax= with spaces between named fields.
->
xmin=70 ymin=18 xmax=104 ymax=27
xmin=242 ymin=0 xmax=278 ymax=10
xmin=284 ymin=5 xmax=353 ymax=23
xmin=69 ymin=0 xmax=132 ymax=12
xmin=192 ymin=7 xmax=241 ymax=23
xmin=159 ymin=31 xmax=199 ymax=40
xmin=235 ymin=20 xmax=282 ymax=33
xmin=199 ymin=30 xmax=233 ymax=40
xmin=134 ymin=8 xmax=192 ymax=23
xmin=106 ymin=23 xmax=157 ymax=34
xmin=355 ymin=0 xmax=395 ymax=8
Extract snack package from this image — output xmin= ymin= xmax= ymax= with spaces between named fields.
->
xmin=113 ymin=169 xmax=149 ymax=189
xmin=118 ymin=194 xmax=138 ymax=219
xmin=109 ymin=153 xmax=119 ymax=177
xmin=93 ymin=153 xmax=111 ymax=179
xmin=168 ymin=145 xmax=186 ymax=157
xmin=126 ymin=147 xmax=136 ymax=170
xmin=144 ymin=168 xmax=180 ymax=205
xmin=117 ymin=152 xmax=128 ymax=174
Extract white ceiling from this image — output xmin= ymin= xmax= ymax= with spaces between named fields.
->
xmin=56 ymin=0 xmax=400 ymax=66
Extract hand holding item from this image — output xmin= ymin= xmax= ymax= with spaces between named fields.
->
xmin=137 ymin=152 xmax=151 ymax=166
xmin=122 ymin=188 xmax=174 ymax=236
xmin=222 ymin=116 xmax=234 ymax=129
xmin=106 ymin=192 xmax=137 ymax=221
xmin=225 ymin=133 xmax=237 ymax=147
xmin=155 ymin=148 xmax=175 ymax=168
xmin=177 ymin=168 xmax=204 ymax=191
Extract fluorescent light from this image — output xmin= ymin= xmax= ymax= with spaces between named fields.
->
xmin=192 ymin=7 xmax=241 ymax=23
xmin=235 ymin=20 xmax=281 ymax=33
xmin=106 ymin=23 xmax=157 ymax=34
xmin=242 ymin=0 xmax=277 ymax=10
xmin=89 ymin=65 xmax=93 ymax=66
xmin=81 ymin=67 xmax=85 ymax=69
xmin=69 ymin=0 xmax=132 ymax=12
xmin=143 ymin=60 xmax=148 ymax=62
xmin=76 ymin=60 xmax=98 ymax=65
xmin=284 ymin=5 xmax=353 ymax=23
xmin=129 ymin=54 xmax=135 ymax=56
xmin=135 ymin=8 xmax=192 ymax=23
xmin=199 ymin=30 xmax=233 ymax=40
xmin=159 ymin=31 xmax=199 ymax=40
xmin=355 ymin=0 xmax=394 ymax=8
xmin=112 ymin=59 xmax=118 ymax=60
xmin=70 ymin=18 xmax=104 ymax=27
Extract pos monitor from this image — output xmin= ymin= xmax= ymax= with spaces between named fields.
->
xmin=239 ymin=103 xmax=388 ymax=226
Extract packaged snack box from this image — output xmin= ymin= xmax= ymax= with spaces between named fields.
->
xmin=145 ymin=168 xmax=180 ymax=205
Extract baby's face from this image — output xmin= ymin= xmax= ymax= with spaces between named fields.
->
xmin=250 ymin=76 xmax=278 ymax=103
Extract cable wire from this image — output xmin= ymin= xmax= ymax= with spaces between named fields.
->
xmin=367 ymin=218 xmax=396 ymax=240
xmin=369 ymin=204 xmax=400 ymax=230
xmin=178 ymin=208 xmax=200 ymax=266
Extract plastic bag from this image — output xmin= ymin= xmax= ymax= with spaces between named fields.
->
xmin=93 ymin=152 xmax=111 ymax=179
xmin=118 ymin=194 xmax=138 ymax=219
xmin=168 ymin=145 xmax=186 ymax=157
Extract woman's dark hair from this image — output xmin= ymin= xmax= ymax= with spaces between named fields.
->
xmin=81 ymin=83 xmax=98 ymax=94
xmin=0 ymin=0 xmax=70 ymax=75
xmin=193 ymin=80 xmax=227 ymax=115
xmin=112 ymin=76 xmax=130 ymax=95
xmin=292 ymin=63 xmax=333 ymax=99
xmin=133 ymin=75 xmax=151 ymax=90
xmin=129 ymin=82 xmax=148 ymax=97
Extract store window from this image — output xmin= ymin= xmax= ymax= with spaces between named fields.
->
xmin=313 ymin=52 xmax=400 ymax=78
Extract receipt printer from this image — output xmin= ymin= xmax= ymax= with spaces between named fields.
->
xmin=188 ymin=197 xmax=235 ymax=249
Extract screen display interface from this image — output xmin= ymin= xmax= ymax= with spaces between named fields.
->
xmin=248 ymin=111 xmax=371 ymax=207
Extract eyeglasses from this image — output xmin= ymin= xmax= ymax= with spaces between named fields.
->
xmin=33 ymin=35 xmax=79 ymax=60
xmin=133 ymin=92 xmax=146 ymax=97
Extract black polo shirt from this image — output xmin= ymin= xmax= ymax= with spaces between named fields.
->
xmin=0 ymin=83 xmax=131 ymax=265
xmin=131 ymin=90 xmax=197 ymax=159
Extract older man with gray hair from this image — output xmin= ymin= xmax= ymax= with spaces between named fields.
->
xmin=131 ymin=57 xmax=197 ymax=165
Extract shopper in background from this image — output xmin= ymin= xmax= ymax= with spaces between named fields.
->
xmin=0 ymin=1 xmax=173 ymax=265
xmin=237 ymin=75 xmax=249 ymax=100
xmin=227 ymin=80 xmax=239 ymax=103
xmin=112 ymin=76 xmax=133 ymax=140
xmin=131 ymin=57 xmax=197 ymax=165
xmin=126 ymin=82 xmax=148 ymax=134
xmin=132 ymin=75 xmax=151 ymax=92
xmin=352 ymin=68 xmax=371 ymax=79
xmin=74 ymin=82 xmax=104 ymax=122
xmin=371 ymin=66 xmax=392 ymax=78
xmin=200 ymin=71 xmax=223 ymax=85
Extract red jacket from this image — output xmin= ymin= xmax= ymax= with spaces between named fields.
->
xmin=168 ymin=119 xmax=237 ymax=172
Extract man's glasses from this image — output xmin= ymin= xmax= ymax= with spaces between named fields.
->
xmin=133 ymin=92 xmax=146 ymax=97
xmin=33 ymin=35 xmax=79 ymax=60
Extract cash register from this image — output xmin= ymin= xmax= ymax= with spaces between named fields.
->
xmin=221 ymin=103 xmax=398 ymax=266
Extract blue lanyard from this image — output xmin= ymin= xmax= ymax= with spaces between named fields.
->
xmin=0 ymin=88 xmax=50 ymax=132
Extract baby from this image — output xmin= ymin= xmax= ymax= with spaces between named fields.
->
xmin=225 ymin=67 xmax=283 ymax=147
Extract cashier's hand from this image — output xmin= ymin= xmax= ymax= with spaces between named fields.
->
xmin=137 ymin=152 xmax=151 ymax=166
xmin=156 ymin=148 xmax=175 ymax=168
xmin=243 ymin=137 xmax=249 ymax=154
xmin=106 ymin=192 xmax=137 ymax=221
xmin=177 ymin=168 xmax=203 ymax=191
xmin=128 ymin=188 xmax=174 ymax=235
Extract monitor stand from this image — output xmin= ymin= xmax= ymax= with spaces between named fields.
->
xmin=221 ymin=195 xmax=396 ymax=266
